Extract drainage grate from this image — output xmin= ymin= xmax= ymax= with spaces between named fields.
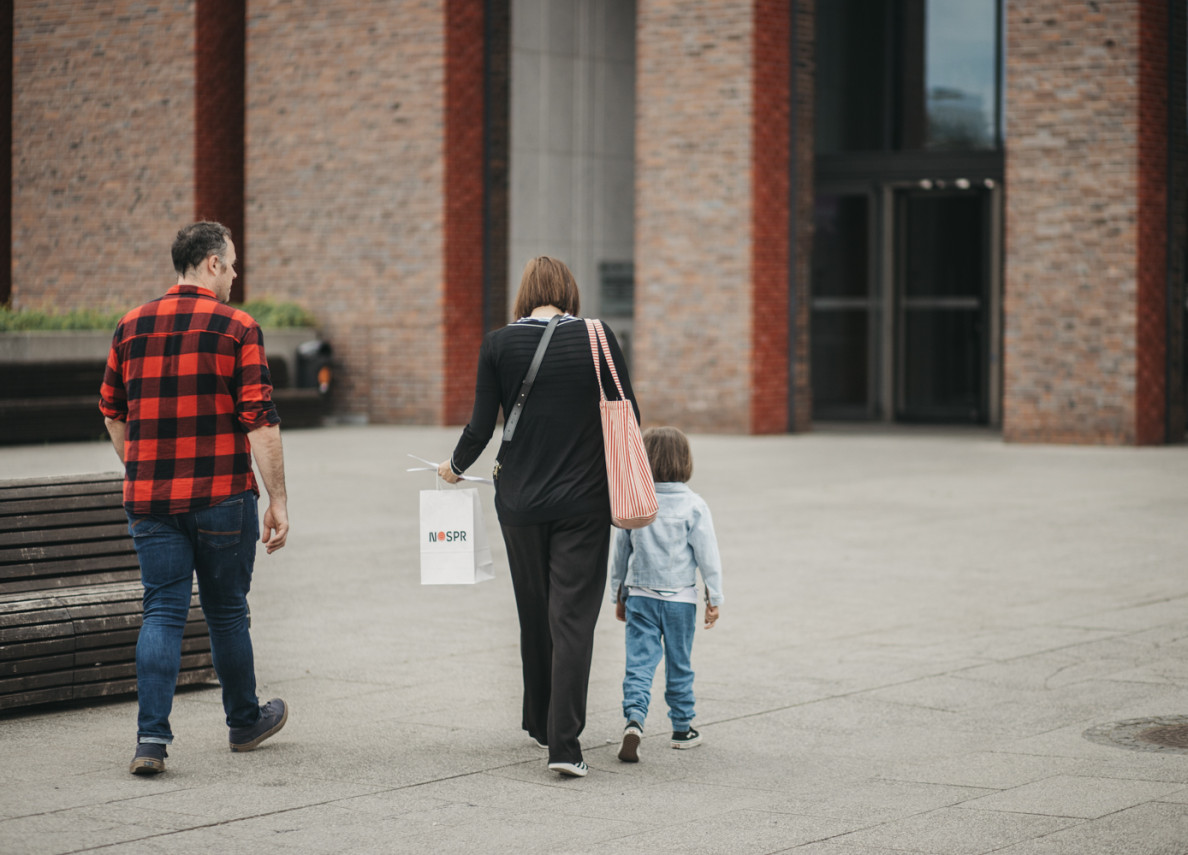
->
xmin=1084 ymin=716 xmax=1188 ymax=755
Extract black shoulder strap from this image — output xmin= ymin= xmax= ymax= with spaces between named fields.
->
xmin=502 ymin=314 xmax=561 ymax=443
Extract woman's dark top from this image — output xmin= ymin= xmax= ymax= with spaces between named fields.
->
xmin=450 ymin=316 xmax=639 ymax=526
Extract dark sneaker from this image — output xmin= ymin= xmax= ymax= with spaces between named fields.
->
xmin=229 ymin=698 xmax=288 ymax=752
xmin=618 ymin=721 xmax=643 ymax=763
xmin=671 ymin=727 xmax=702 ymax=749
xmin=129 ymin=742 xmax=167 ymax=775
xmin=547 ymin=760 xmax=589 ymax=777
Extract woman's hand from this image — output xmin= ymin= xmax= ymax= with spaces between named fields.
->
xmin=437 ymin=460 xmax=462 ymax=484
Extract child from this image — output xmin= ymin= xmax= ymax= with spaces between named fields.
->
xmin=609 ymin=426 xmax=723 ymax=763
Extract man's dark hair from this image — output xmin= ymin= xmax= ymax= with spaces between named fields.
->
xmin=171 ymin=221 xmax=231 ymax=276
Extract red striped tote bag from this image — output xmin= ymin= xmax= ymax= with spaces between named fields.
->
xmin=586 ymin=319 xmax=658 ymax=529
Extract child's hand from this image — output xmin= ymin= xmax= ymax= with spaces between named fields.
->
xmin=704 ymin=604 xmax=719 ymax=629
xmin=615 ymin=599 xmax=626 ymax=622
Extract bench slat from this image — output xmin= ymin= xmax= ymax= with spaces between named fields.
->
xmin=0 ymin=523 xmax=130 ymax=548
xmin=0 ymin=481 xmax=122 ymax=502
xmin=0 ymin=509 xmax=128 ymax=533
xmin=0 ymin=571 xmax=142 ymax=594
xmin=0 ymin=653 xmax=75 ymax=677
xmin=0 ymin=493 xmax=129 ymax=518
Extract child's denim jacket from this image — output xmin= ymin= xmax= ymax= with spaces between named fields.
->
xmin=609 ymin=482 xmax=724 ymax=606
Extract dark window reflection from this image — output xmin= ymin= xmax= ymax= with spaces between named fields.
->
xmin=903 ymin=195 xmax=983 ymax=298
xmin=815 ymin=0 xmax=891 ymax=153
xmin=813 ymin=310 xmax=870 ymax=413
xmin=812 ymin=193 xmax=873 ymax=416
xmin=902 ymin=309 xmax=983 ymax=419
xmin=813 ymin=195 xmax=870 ymax=298
xmin=816 ymin=0 xmax=1001 ymax=153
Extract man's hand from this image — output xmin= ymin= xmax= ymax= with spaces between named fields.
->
xmin=247 ymin=424 xmax=288 ymax=555
xmin=704 ymin=604 xmax=720 ymax=629
xmin=261 ymin=501 xmax=288 ymax=554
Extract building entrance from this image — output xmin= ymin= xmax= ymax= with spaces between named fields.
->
xmin=811 ymin=181 xmax=1000 ymax=425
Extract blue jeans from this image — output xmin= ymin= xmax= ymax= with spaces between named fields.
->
xmin=127 ymin=491 xmax=261 ymax=743
xmin=622 ymin=595 xmax=696 ymax=731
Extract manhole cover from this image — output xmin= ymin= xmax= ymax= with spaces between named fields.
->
xmin=1084 ymin=716 xmax=1188 ymax=754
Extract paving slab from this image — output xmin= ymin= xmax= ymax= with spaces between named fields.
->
xmin=1 ymin=425 xmax=1187 ymax=854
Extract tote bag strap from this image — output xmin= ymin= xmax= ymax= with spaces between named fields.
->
xmin=585 ymin=319 xmax=627 ymax=401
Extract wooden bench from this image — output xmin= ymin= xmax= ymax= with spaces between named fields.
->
xmin=0 ymin=473 xmax=215 ymax=711
xmin=0 ymin=356 xmax=325 ymax=445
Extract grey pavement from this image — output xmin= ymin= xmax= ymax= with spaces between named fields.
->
xmin=3 ymin=424 xmax=1188 ymax=854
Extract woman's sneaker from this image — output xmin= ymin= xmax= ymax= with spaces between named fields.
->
xmin=547 ymin=760 xmax=589 ymax=777
xmin=671 ymin=727 xmax=702 ymax=749
xmin=618 ymin=721 xmax=643 ymax=762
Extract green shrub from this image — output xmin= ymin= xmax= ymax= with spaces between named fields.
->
xmin=0 ymin=299 xmax=317 ymax=331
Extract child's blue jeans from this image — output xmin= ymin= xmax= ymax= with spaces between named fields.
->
xmin=622 ymin=595 xmax=696 ymax=731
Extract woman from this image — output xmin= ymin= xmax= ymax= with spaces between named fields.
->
xmin=438 ymin=256 xmax=639 ymax=778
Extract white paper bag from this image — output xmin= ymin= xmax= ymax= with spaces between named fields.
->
xmin=419 ymin=488 xmax=494 ymax=585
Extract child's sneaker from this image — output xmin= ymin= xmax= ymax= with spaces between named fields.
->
xmin=618 ymin=721 xmax=643 ymax=762
xmin=671 ymin=727 xmax=701 ymax=749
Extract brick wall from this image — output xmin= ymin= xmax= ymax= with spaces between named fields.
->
xmin=12 ymin=1 xmax=195 ymax=311
xmin=247 ymin=0 xmax=447 ymax=424
xmin=1003 ymin=0 xmax=1170 ymax=444
xmin=636 ymin=0 xmax=807 ymax=434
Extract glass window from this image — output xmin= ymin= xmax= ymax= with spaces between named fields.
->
xmin=816 ymin=0 xmax=1001 ymax=153
xmin=919 ymin=0 xmax=1000 ymax=150
xmin=815 ymin=0 xmax=892 ymax=153
xmin=812 ymin=195 xmax=870 ymax=298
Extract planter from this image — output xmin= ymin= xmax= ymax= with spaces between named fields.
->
xmin=0 ymin=327 xmax=320 ymax=375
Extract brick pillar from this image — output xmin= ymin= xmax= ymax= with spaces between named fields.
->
xmin=248 ymin=1 xmax=447 ymax=424
xmin=1168 ymin=2 xmax=1188 ymax=440
xmin=12 ymin=1 xmax=194 ymax=312
xmin=635 ymin=0 xmax=807 ymax=434
xmin=789 ymin=0 xmax=814 ymax=432
xmin=0 ymin=2 xmax=11 ymax=308
xmin=195 ymin=0 xmax=246 ymax=302
xmin=444 ymin=0 xmax=487 ymax=424
xmin=1004 ymin=0 xmax=1173 ymax=444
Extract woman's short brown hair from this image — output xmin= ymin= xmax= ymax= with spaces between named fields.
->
xmin=643 ymin=426 xmax=693 ymax=483
xmin=513 ymin=256 xmax=581 ymax=319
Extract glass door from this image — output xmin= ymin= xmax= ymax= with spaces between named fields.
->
xmin=811 ymin=191 xmax=880 ymax=419
xmin=894 ymin=189 xmax=990 ymax=422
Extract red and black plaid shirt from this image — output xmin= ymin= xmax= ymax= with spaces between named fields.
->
xmin=99 ymin=284 xmax=281 ymax=515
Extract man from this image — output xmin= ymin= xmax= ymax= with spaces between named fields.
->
xmin=99 ymin=221 xmax=290 ymax=775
